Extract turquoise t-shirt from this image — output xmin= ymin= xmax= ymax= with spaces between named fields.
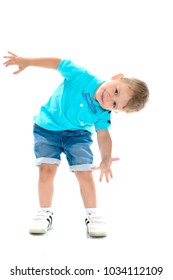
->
xmin=34 ymin=59 xmax=111 ymax=133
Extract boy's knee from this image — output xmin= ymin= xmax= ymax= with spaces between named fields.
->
xmin=75 ymin=171 xmax=93 ymax=182
xmin=39 ymin=164 xmax=57 ymax=181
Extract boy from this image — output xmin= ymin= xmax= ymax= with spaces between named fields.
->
xmin=3 ymin=51 xmax=149 ymax=237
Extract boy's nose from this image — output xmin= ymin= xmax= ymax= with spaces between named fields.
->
xmin=108 ymin=93 xmax=114 ymax=101
xmin=105 ymin=93 xmax=113 ymax=104
xmin=106 ymin=91 xmax=112 ymax=99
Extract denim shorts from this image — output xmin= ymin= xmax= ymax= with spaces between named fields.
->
xmin=33 ymin=124 xmax=94 ymax=171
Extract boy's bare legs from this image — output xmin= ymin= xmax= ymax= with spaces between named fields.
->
xmin=38 ymin=164 xmax=58 ymax=207
xmin=75 ymin=171 xmax=107 ymax=237
xmin=29 ymin=164 xmax=57 ymax=234
xmin=74 ymin=171 xmax=96 ymax=208
xmin=38 ymin=168 xmax=96 ymax=208
xmin=38 ymin=167 xmax=96 ymax=210
xmin=30 ymin=168 xmax=106 ymax=236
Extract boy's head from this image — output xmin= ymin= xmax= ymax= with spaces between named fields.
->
xmin=94 ymin=74 xmax=149 ymax=113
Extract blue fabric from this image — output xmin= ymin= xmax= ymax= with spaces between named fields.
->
xmin=33 ymin=124 xmax=94 ymax=171
xmin=33 ymin=59 xmax=111 ymax=133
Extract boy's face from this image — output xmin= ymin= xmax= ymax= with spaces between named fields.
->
xmin=94 ymin=76 xmax=132 ymax=112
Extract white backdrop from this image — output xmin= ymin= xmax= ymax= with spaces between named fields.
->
xmin=0 ymin=0 xmax=173 ymax=279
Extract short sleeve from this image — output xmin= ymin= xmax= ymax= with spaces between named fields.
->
xmin=94 ymin=110 xmax=112 ymax=131
xmin=58 ymin=59 xmax=87 ymax=80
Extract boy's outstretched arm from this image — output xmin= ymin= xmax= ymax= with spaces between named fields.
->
xmin=3 ymin=51 xmax=61 ymax=74
xmin=93 ymin=130 xmax=119 ymax=183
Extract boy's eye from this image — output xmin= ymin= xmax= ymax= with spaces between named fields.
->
xmin=115 ymin=88 xmax=118 ymax=95
xmin=113 ymin=101 xmax=117 ymax=109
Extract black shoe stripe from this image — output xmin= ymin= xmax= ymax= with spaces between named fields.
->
xmin=47 ymin=216 xmax=53 ymax=226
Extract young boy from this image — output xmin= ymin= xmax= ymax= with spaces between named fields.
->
xmin=3 ymin=51 xmax=149 ymax=237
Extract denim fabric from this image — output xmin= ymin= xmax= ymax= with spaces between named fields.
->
xmin=33 ymin=124 xmax=94 ymax=171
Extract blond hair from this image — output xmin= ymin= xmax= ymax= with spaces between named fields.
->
xmin=122 ymin=78 xmax=149 ymax=113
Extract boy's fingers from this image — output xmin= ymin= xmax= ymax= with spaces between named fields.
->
xmin=8 ymin=51 xmax=17 ymax=56
xmin=92 ymin=158 xmax=120 ymax=172
xmin=13 ymin=67 xmax=24 ymax=74
xmin=112 ymin=157 xmax=120 ymax=161
xmin=99 ymin=172 xmax=104 ymax=182
xmin=91 ymin=166 xmax=100 ymax=171
xmin=3 ymin=51 xmax=17 ymax=60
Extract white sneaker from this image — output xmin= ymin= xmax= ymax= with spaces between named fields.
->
xmin=85 ymin=214 xmax=107 ymax=237
xmin=29 ymin=211 xmax=53 ymax=234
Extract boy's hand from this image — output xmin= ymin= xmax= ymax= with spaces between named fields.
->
xmin=4 ymin=52 xmax=61 ymax=72
xmin=92 ymin=157 xmax=119 ymax=183
xmin=3 ymin=51 xmax=28 ymax=74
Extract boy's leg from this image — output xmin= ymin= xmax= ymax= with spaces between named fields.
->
xmin=38 ymin=163 xmax=58 ymax=207
xmin=31 ymin=124 xmax=62 ymax=234
xmin=29 ymin=163 xmax=58 ymax=234
xmin=74 ymin=171 xmax=96 ymax=208
xmin=74 ymin=171 xmax=107 ymax=237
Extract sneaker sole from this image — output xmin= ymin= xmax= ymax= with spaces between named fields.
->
xmin=29 ymin=226 xmax=52 ymax=234
xmin=87 ymin=231 xmax=107 ymax=237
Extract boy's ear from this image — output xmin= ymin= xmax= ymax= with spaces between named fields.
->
xmin=111 ymin=73 xmax=124 ymax=80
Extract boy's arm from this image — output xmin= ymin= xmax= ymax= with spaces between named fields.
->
xmin=94 ymin=130 xmax=119 ymax=182
xmin=3 ymin=51 xmax=61 ymax=74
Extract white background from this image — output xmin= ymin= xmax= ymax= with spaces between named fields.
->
xmin=0 ymin=0 xmax=173 ymax=279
